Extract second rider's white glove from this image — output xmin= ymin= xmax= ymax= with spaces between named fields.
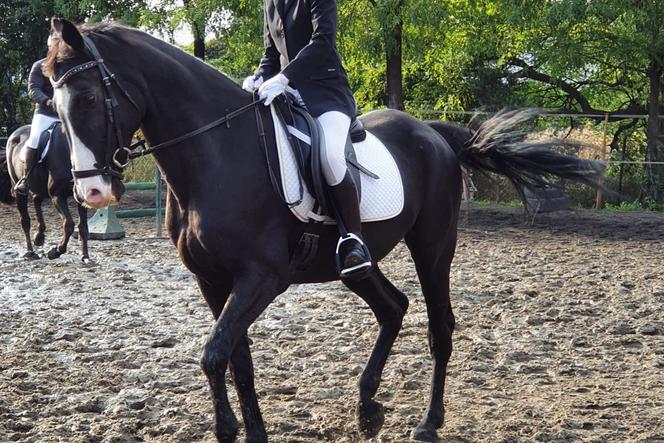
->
xmin=258 ymin=73 xmax=289 ymax=106
xmin=242 ymin=75 xmax=263 ymax=93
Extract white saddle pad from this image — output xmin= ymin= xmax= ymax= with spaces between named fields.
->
xmin=270 ymin=106 xmax=404 ymax=223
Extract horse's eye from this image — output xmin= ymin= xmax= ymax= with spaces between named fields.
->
xmin=84 ymin=94 xmax=96 ymax=105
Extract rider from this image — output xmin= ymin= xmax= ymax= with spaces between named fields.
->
xmin=14 ymin=36 xmax=59 ymax=195
xmin=243 ymin=0 xmax=372 ymax=278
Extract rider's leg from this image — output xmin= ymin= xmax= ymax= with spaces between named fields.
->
xmin=317 ymin=110 xmax=372 ymax=277
xmin=14 ymin=147 xmax=39 ymax=196
xmin=15 ymin=114 xmax=54 ymax=195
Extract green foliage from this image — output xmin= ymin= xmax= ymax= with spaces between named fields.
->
xmin=123 ymin=155 xmax=156 ymax=183
xmin=605 ymin=200 xmax=664 ymax=212
xmin=3 ymin=0 xmax=663 ymax=206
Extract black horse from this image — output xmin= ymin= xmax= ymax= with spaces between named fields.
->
xmin=1 ymin=124 xmax=90 ymax=261
xmin=46 ymin=19 xmax=604 ymax=442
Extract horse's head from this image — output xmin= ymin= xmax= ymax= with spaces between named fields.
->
xmin=46 ymin=18 xmax=143 ymax=208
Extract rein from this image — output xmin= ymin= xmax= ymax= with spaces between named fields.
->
xmin=124 ymin=98 xmax=263 ymax=160
xmin=52 ymin=34 xmax=295 ymax=205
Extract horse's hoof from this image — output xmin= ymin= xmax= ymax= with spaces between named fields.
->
xmin=215 ymin=417 xmax=240 ymax=443
xmin=47 ymin=247 xmax=62 ymax=260
xmin=23 ymin=251 xmax=40 ymax=260
xmin=357 ymin=400 xmax=385 ymax=438
xmin=411 ymin=422 xmax=439 ymax=442
xmin=81 ymin=257 xmax=94 ymax=266
xmin=33 ymin=232 xmax=45 ymax=246
xmin=245 ymin=433 xmax=268 ymax=443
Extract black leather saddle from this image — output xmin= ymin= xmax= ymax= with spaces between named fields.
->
xmin=272 ymin=94 xmax=376 ymax=217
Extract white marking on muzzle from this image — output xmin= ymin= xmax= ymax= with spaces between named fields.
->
xmin=55 ymin=86 xmax=113 ymax=207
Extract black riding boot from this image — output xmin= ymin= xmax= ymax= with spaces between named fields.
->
xmin=330 ymin=171 xmax=372 ymax=278
xmin=14 ymin=148 xmax=39 ymax=196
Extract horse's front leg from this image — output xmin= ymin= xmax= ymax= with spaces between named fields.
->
xmin=48 ymin=195 xmax=74 ymax=259
xmin=197 ymin=275 xmax=268 ymax=442
xmin=76 ymin=203 xmax=90 ymax=261
xmin=33 ymin=196 xmax=46 ymax=246
xmin=200 ymin=269 xmax=282 ymax=443
xmin=16 ymin=194 xmax=39 ymax=259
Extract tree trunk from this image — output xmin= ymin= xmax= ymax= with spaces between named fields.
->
xmin=182 ymin=0 xmax=205 ymax=60
xmin=384 ymin=1 xmax=404 ymax=110
xmin=645 ymin=61 xmax=663 ymax=202
xmin=192 ymin=22 xmax=205 ymax=60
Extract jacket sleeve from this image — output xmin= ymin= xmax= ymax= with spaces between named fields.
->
xmin=28 ymin=61 xmax=51 ymax=106
xmin=255 ymin=6 xmax=281 ymax=80
xmin=281 ymin=0 xmax=337 ymax=85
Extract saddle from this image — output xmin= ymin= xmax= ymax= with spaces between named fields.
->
xmin=272 ymin=94 xmax=376 ymax=217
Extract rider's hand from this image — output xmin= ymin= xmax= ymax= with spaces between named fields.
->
xmin=242 ymin=75 xmax=263 ymax=93
xmin=258 ymin=73 xmax=289 ymax=106
xmin=46 ymin=99 xmax=54 ymax=109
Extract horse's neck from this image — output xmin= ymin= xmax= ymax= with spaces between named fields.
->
xmin=138 ymin=50 xmax=247 ymax=147
xmin=135 ymin=45 xmax=258 ymax=204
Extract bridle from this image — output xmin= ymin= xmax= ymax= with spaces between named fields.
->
xmin=52 ymin=34 xmax=299 ymax=205
xmin=52 ymin=35 xmax=142 ymax=180
xmin=52 ymin=34 xmax=263 ymax=181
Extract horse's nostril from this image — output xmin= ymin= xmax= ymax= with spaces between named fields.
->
xmin=87 ymin=188 xmax=101 ymax=198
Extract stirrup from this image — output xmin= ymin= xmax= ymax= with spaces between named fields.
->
xmin=336 ymin=233 xmax=372 ymax=277
xmin=14 ymin=179 xmax=29 ymax=195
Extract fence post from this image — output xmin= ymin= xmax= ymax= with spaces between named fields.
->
xmin=155 ymin=168 xmax=163 ymax=238
xmin=595 ymin=113 xmax=609 ymax=209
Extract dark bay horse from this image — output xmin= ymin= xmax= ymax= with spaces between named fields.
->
xmin=1 ymin=124 xmax=89 ymax=260
xmin=46 ymin=19 xmax=604 ymax=442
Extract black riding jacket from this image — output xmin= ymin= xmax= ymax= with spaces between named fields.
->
xmin=255 ymin=0 xmax=356 ymax=118
xmin=28 ymin=59 xmax=58 ymax=118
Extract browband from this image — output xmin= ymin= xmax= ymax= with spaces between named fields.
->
xmin=51 ymin=60 xmax=98 ymax=89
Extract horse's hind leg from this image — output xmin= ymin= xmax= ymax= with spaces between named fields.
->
xmin=48 ymin=195 xmax=74 ymax=259
xmin=33 ymin=196 xmax=46 ymax=246
xmin=16 ymin=194 xmax=39 ymax=259
xmin=405 ymin=207 xmax=458 ymax=441
xmin=76 ymin=203 xmax=90 ymax=260
xmin=343 ymin=267 xmax=409 ymax=437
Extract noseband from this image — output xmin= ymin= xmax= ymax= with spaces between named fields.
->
xmin=52 ymin=35 xmax=141 ymax=180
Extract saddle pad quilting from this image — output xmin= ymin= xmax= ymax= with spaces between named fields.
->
xmin=270 ymin=106 xmax=404 ymax=223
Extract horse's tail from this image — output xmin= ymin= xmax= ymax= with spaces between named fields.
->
xmin=426 ymin=109 xmax=606 ymax=196
xmin=0 ymin=141 xmax=15 ymax=205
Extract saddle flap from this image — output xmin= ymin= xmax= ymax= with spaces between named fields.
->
xmin=273 ymin=96 xmax=362 ymax=215
xmin=270 ymin=100 xmax=404 ymax=225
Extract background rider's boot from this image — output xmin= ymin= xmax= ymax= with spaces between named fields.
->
xmin=330 ymin=171 xmax=372 ymax=277
xmin=14 ymin=148 xmax=39 ymax=195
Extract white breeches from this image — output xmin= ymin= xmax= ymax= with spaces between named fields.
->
xmin=26 ymin=114 xmax=59 ymax=149
xmin=317 ymin=111 xmax=351 ymax=186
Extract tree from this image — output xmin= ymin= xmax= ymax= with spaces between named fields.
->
xmin=493 ymin=0 xmax=664 ymax=202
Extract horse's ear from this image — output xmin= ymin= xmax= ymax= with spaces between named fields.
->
xmin=58 ymin=19 xmax=85 ymax=54
xmin=50 ymin=17 xmax=63 ymax=34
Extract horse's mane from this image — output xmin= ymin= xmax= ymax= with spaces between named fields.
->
xmin=43 ymin=21 xmax=237 ymax=90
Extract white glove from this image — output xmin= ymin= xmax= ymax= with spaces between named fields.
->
xmin=258 ymin=73 xmax=289 ymax=106
xmin=242 ymin=75 xmax=263 ymax=93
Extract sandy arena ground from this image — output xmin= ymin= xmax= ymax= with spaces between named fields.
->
xmin=0 ymin=201 xmax=662 ymax=442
